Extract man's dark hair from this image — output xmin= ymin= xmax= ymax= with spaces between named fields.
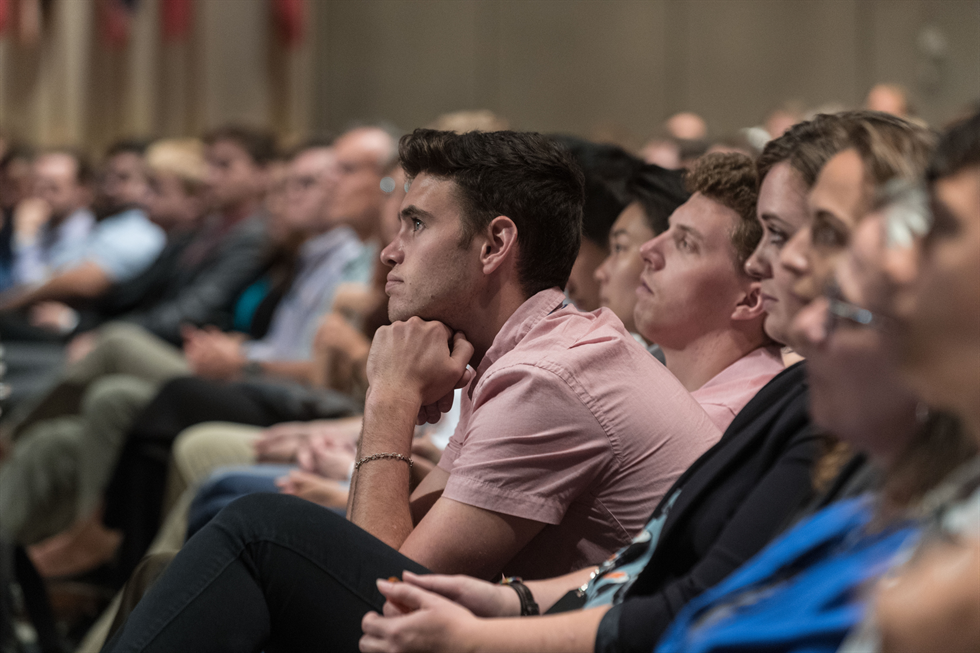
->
xmin=550 ymin=136 xmax=637 ymax=248
xmin=626 ymin=164 xmax=689 ymax=235
xmin=105 ymin=138 xmax=151 ymax=159
xmin=398 ymin=129 xmax=585 ymax=296
xmin=927 ymin=111 xmax=980 ymax=182
xmin=203 ymin=124 xmax=279 ymax=166
xmin=686 ymin=152 xmax=761 ymax=269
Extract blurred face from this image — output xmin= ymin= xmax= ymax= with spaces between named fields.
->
xmin=380 ymin=173 xmax=483 ymax=325
xmin=566 ymin=238 xmax=606 ymax=312
xmin=791 ymin=148 xmax=868 ymax=302
xmin=634 ymin=193 xmax=747 ymax=349
xmin=791 ymin=264 xmax=919 ymax=464
xmin=100 ymin=152 xmax=149 ymax=213
xmin=745 ymin=162 xmax=811 ymax=345
xmin=33 ymin=153 xmax=88 ymax=219
xmin=205 ymin=139 xmax=265 ymax=211
xmin=329 ymin=128 xmax=389 ymax=234
xmin=145 ymin=170 xmax=202 ymax=229
xmin=0 ymin=156 xmax=32 ymax=210
xmin=790 ymin=153 xmax=923 ymax=464
xmin=594 ymin=202 xmax=655 ymax=332
xmin=278 ymin=148 xmax=338 ymax=236
xmin=897 ymin=165 xmax=980 ymax=432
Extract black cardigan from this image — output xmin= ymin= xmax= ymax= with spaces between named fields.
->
xmin=595 ymin=361 xmax=823 ymax=653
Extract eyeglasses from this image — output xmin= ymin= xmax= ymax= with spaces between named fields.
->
xmin=823 ymin=278 xmax=892 ymax=336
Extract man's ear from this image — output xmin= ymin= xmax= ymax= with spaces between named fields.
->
xmin=731 ymin=279 xmax=766 ymax=322
xmin=480 ymin=215 xmax=518 ymax=275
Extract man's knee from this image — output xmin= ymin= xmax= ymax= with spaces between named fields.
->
xmin=172 ymin=423 xmax=259 ymax=487
xmin=82 ymin=375 xmax=157 ymax=421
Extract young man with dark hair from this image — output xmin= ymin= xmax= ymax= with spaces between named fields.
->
xmin=102 ymin=129 xmax=719 ymax=652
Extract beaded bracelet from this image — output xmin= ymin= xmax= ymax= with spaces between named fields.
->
xmin=354 ymin=452 xmax=413 ymax=471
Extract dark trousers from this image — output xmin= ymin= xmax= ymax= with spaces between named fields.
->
xmin=103 ymin=376 xmax=360 ymax=579
xmin=103 ymin=493 xmax=429 ymax=652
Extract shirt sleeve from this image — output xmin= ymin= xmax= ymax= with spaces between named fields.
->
xmin=441 ymin=362 xmax=613 ymax=525
xmin=84 ymin=213 xmax=166 ymax=282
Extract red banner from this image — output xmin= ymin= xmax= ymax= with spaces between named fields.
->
xmin=161 ymin=0 xmax=192 ymax=41
xmin=273 ymin=0 xmax=304 ymax=48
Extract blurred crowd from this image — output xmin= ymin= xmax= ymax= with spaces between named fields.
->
xmin=0 ymin=80 xmax=977 ymax=653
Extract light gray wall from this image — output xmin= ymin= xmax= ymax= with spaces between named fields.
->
xmin=311 ymin=0 xmax=980 ymax=143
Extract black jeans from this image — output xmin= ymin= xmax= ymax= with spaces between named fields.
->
xmin=103 ymin=376 xmax=361 ymax=579
xmin=103 ymin=493 xmax=429 ymax=652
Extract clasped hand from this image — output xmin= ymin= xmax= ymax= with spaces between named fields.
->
xmin=366 ymin=318 xmax=475 ymax=424
xmin=359 ymin=571 xmax=519 ymax=653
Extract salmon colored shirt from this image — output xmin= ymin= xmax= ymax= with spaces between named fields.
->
xmin=438 ymin=288 xmax=720 ymax=579
xmin=691 ymin=346 xmax=785 ymax=432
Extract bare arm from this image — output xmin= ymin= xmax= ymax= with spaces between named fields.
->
xmin=401 ymin=496 xmax=546 ymax=579
xmin=347 ymin=388 xmax=419 ymax=548
xmin=346 ymin=318 xmax=474 ymax=551
xmin=0 ymin=261 xmax=111 ymax=309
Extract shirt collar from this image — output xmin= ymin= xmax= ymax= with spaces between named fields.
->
xmin=472 ymin=287 xmax=567 ymax=383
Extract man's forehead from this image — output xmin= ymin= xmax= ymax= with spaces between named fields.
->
xmin=669 ymin=192 xmax=733 ymax=239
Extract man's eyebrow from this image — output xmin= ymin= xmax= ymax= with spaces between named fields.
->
xmin=674 ymin=224 xmax=703 ymax=240
xmin=399 ymin=205 xmax=435 ymax=222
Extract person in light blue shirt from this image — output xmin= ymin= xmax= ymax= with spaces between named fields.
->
xmin=0 ymin=141 xmax=165 ymax=327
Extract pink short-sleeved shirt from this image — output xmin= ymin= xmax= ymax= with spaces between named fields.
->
xmin=690 ymin=346 xmax=785 ymax=432
xmin=438 ymin=288 xmax=721 ymax=579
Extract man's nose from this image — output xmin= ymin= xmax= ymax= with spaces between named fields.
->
xmin=639 ymin=235 xmax=666 ymax=271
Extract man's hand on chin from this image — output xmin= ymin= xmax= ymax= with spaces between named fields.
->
xmin=366 ymin=317 xmax=475 ymax=411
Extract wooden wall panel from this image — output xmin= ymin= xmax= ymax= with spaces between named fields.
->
xmin=1 ymin=0 xmax=978 ymax=150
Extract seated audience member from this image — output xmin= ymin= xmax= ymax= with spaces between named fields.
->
xmin=555 ymin=137 xmax=638 ymax=311
xmin=744 ymin=113 xmax=856 ymax=357
xmin=634 ymin=153 xmax=785 ymax=431
xmin=593 ymin=162 xmax=687 ymax=361
xmin=70 ymin=124 xmax=273 ymax=345
xmin=7 ymin=149 xmax=95 ymax=288
xmin=0 ymin=140 xmax=166 ymax=325
xmin=338 ymin=113 xmax=958 ymax=653
xmin=840 ymin=112 xmax=980 ymax=653
xmin=101 ymin=128 xmax=721 ymax=652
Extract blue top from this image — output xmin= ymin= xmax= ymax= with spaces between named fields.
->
xmin=83 ymin=207 xmax=166 ymax=282
xmin=656 ymin=496 xmax=919 ymax=653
